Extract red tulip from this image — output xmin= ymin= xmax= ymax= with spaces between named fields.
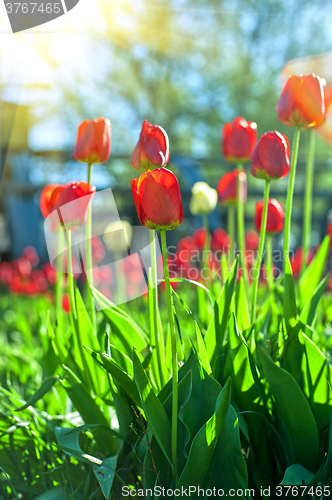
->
xmin=245 ymin=230 xmax=259 ymax=252
xmin=222 ymin=116 xmax=257 ymax=163
xmin=22 ymin=246 xmax=39 ymax=267
xmin=255 ymin=199 xmax=285 ymax=234
xmin=0 ymin=262 xmax=13 ymax=285
xmin=192 ymin=227 xmax=207 ymax=252
xmin=40 ymin=184 xmax=62 ymax=218
xmin=52 ymin=181 xmax=96 ymax=230
xmin=42 ymin=263 xmax=57 ymax=286
xmin=290 ymin=247 xmax=314 ymax=278
xmin=131 ymin=168 xmax=183 ymax=230
xmin=276 ymin=74 xmax=325 ymax=128
xmin=12 ymin=257 xmax=31 ymax=279
xmin=251 ymin=131 xmax=290 ymax=181
xmin=131 ymin=120 xmax=170 ymax=171
xmin=211 ymin=228 xmax=230 ymax=253
xmin=217 ymin=168 xmax=247 ymax=205
xmin=73 ymin=118 xmax=111 ymax=164
xmin=62 ymin=294 xmax=71 ymax=313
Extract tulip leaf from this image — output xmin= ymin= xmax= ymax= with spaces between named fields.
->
xmin=84 ymin=345 xmax=141 ymax=408
xmin=258 ymin=345 xmax=319 ymax=470
xmin=299 ymin=274 xmax=329 ymax=327
xmin=235 ymin=277 xmax=250 ymax=331
xmin=132 ymin=349 xmax=172 ymax=466
xmin=93 ymin=455 xmax=118 ymax=499
xmin=61 ymin=365 xmax=117 ymax=456
xmin=205 ymin=258 xmax=238 ymax=363
xmin=91 ymin=286 xmax=148 ymax=357
xmin=300 ymin=332 xmax=332 ymax=433
xmin=177 ymin=378 xmax=231 ymax=495
xmin=208 ymin=405 xmax=248 ymax=491
xmin=299 ymin=235 xmax=330 ymax=309
xmin=280 ymin=463 xmax=314 ymax=485
xmin=15 ymin=376 xmax=59 ymax=411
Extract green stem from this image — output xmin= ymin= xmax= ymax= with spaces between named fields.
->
xmin=227 ymin=205 xmax=235 ymax=266
xmin=283 ymin=125 xmax=301 ymax=266
xmin=66 ymin=229 xmax=77 ymax=320
xmin=150 ymin=229 xmax=165 ymax=388
xmin=160 ymin=230 xmax=178 ymax=485
xmin=265 ymin=234 xmax=274 ymax=293
xmin=55 ymin=226 xmax=64 ymax=329
xmin=301 ymin=130 xmax=315 ymax=275
xmin=251 ymin=180 xmax=270 ymax=323
xmin=66 ymin=229 xmax=95 ymax=393
xmin=202 ymin=214 xmax=211 ymax=286
xmin=86 ymin=162 xmax=96 ymax=327
xmin=236 ymin=164 xmax=248 ymax=289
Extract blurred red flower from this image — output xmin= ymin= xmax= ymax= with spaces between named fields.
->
xmin=62 ymin=294 xmax=71 ymax=314
xmin=251 ymin=131 xmax=290 ymax=181
xmin=132 ymin=120 xmax=170 ymax=171
xmin=255 ymin=199 xmax=285 ymax=234
xmin=73 ymin=118 xmax=111 ymax=164
xmin=245 ymin=230 xmax=259 ymax=252
xmin=192 ymin=227 xmax=207 ymax=252
xmin=222 ymin=116 xmax=257 ymax=163
xmin=217 ymin=169 xmax=247 ymax=205
xmin=290 ymin=247 xmax=314 ymax=278
xmin=276 ymin=74 xmax=325 ymax=128
xmin=131 ymin=168 xmax=183 ymax=230
xmin=22 ymin=246 xmax=39 ymax=267
xmin=211 ymin=228 xmax=230 ymax=253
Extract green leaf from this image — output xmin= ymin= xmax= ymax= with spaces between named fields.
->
xmin=258 ymin=345 xmax=319 ymax=470
xmin=15 ymin=376 xmax=58 ymax=411
xmin=283 ymin=257 xmax=298 ymax=331
xmin=93 ymin=455 xmax=117 ymax=499
xmin=235 ymin=277 xmax=250 ymax=331
xmin=177 ymin=378 xmax=231 ymax=494
xmin=209 ymin=405 xmax=248 ymax=491
xmin=33 ymin=489 xmax=67 ymax=500
xmin=64 ymin=423 xmax=128 ymax=444
xmin=300 ymin=332 xmax=332 ymax=433
xmin=299 ymin=235 xmax=330 ymax=308
xmin=299 ymin=275 xmax=329 ymax=327
xmin=132 ymin=349 xmax=172 ymax=465
xmin=84 ymin=346 xmax=141 ymax=408
xmin=205 ymin=258 xmax=238 ymax=363
xmin=280 ymin=463 xmax=314 ymax=485
xmin=61 ymin=365 xmax=117 ymax=456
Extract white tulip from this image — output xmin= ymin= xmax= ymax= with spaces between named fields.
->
xmin=189 ymin=182 xmax=218 ymax=215
xmin=103 ymin=220 xmax=132 ymax=253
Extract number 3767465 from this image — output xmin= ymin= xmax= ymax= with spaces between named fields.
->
xmin=5 ymin=3 xmax=62 ymax=13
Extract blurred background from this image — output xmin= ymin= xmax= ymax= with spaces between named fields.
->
xmin=1 ymin=0 xmax=332 ymax=261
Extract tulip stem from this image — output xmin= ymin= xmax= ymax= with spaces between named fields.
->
xmin=227 ymin=205 xmax=235 ymax=266
xmin=66 ymin=228 xmax=95 ymax=393
xmin=86 ymin=162 xmax=96 ymax=327
xmin=283 ymin=125 xmax=301 ymax=266
xmin=265 ymin=234 xmax=274 ymax=293
xmin=66 ymin=229 xmax=77 ymax=320
xmin=202 ymin=214 xmax=211 ymax=286
xmin=55 ymin=226 xmax=64 ymax=330
xmin=150 ymin=229 xmax=165 ymax=389
xmin=160 ymin=230 xmax=178 ymax=485
xmin=236 ymin=164 xmax=249 ymax=293
xmin=301 ymin=129 xmax=315 ymax=275
xmin=251 ymin=180 xmax=270 ymax=323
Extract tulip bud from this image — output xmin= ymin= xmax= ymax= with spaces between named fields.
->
xmin=276 ymin=74 xmax=325 ymax=128
xmin=103 ymin=220 xmax=133 ymax=253
xmin=222 ymin=116 xmax=257 ymax=163
xmin=217 ymin=168 xmax=247 ymax=205
xmin=255 ymin=198 xmax=285 ymax=234
xmin=73 ymin=118 xmax=111 ymax=164
xmin=131 ymin=168 xmax=183 ymax=230
xmin=132 ymin=120 xmax=170 ymax=172
xmin=251 ymin=131 xmax=290 ymax=181
xmin=189 ymin=182 xmax=218 ymax=216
